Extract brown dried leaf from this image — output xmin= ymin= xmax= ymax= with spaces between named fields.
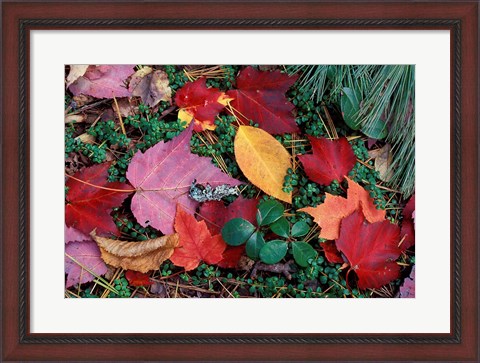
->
xmin=72 ymin=94 xmax=95 ymax=107
xmin=116 ymin=97 xmax=136 ymax=117
xmin=91 ymin=231 xmax=179 ymax=273
xmin=66 ymin=65 xmax=89 ymax=88
xmin=129 ymin=67 xmax=172 ymax=107
xmin=75 ymin=133 xmax=95 ymax=144
xmin=368 ymin=144 xmax=393 ymax=182
xmin=65 ymin=114 xmax=86 ymax=124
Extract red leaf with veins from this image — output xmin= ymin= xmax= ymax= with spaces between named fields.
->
xmin=170 ymin=205 xmax=226 ymax=271
xmin=336 ymin=210 xmax=401 ymax=290
xmin=298 ymin=136 xmax=356 ymax=185
xmin=175 ymin=78 xmax=230 ymax=132
xmin=125 ymin=270 xmax=153 ymax=286
xmin=65 ymin=163 xmax=133 ymax=236
xmin=126 ymin=123 xmax=241 ymax=234
xmin=227 ymin=66 xmax=299 ymax=134
xmin=65 ymin=240 xmax=108 ymax=288
xmin=68 ymin=65 xmax=135 ymax=99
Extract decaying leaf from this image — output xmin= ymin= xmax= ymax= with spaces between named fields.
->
xmin=65 ymin=114 xmax=86 ymax=124
xmin=69 ymin=65 xmax=135 ymax=99
xmin=129 ymin=67 xmax=172 ymax=107
xmin=299 ymin=178 xmax=385 ymax=240
xmin=368 ymin=143 xmax=393 ymax=182
xmin=91 ymin=230 xmax=179 ymax=273
xmin=234 ymin=125 xmax=292 ymax=203
xmin=66 ymin=65 xmax=89 ymax=88
xmin=75 ymin=133 xmax=95 ymax=144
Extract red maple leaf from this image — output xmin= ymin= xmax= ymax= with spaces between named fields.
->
xmin=400 ymin=194 xmax=415 ymax=250
xmin=65 ymin=163 xmax=133 ymax=236
xmin=321 ymin=240 xmax=344 ymax=264
xmin=226 ymin=66 xmax=299 ymax=134
xmin=298 ymin=136 xmax=356 ymax=185
xmin=174 ymin=78 xmax=231 ymax=132
xmin=170 ymin=205 xmax=226 ymax=271
xmin=336 ymin=210 xmax=401 ymax=289
xmin=125 ymin=270 xmax=153 ymax=287
xmin=126 ymin=123 xmax=241 ymax=235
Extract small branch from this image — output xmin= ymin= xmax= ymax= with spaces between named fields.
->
xmin=251 ymin=260 xmax=295 ymax=280
xmin=112 ymin=95 xmax=126 ymax=135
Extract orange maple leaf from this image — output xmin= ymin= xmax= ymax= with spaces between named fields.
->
xmin=299 ymin=178 xmax=385 ymax=240
xmin=170 ymin=204 xmax=226 ymax=271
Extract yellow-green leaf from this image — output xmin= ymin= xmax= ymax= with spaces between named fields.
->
xmin=234 ymin=126 xmax=292 ymax=203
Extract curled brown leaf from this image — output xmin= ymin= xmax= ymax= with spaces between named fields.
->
xmin=91 ymin=230 xmax=179 ymax=273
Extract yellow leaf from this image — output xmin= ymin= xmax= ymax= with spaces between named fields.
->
xmin=234 ymin=125 xmax=292 ymax=203
xmin=91 ymin=231 xmax=179 ymax=273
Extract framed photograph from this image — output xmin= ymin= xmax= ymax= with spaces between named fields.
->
xmin=2 ymin=1 xmax=478 ymax=361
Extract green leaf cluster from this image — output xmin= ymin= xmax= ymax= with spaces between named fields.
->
xmin=221 ymin=200 xmax=317 ymax=267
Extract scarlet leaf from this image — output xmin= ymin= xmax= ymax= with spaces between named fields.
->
xmin=300 ymin=178 xmax=385 ymax=240
xmin=227 ymin=66 xmax=299 ymax=134
xmin=65 ymin=163 xmax=133 ymax=236
xmin=126 ymin=123 xmax=241 ymax=235
xmin=336 ymin=210 xmax=401 ymax=289
xmin=217 ymin=246 xmax=246 ymax=269
xmin=298 ymin=136 xmax=356 ymax=185
xmin=65 ymin=240 xmax=108 ymax=288
xmin=68 ymin=65 xmax=135 ymax=98
xmin=170 ymin=205 xmax=226 ymax=271
xmin=198 ymin=197 xmax=259 ymax=235
xmin=125 ymin=270 xmax=153 ymax=286
xmin=175 ymin=78 xmax=230 ymax=131
xmin=321 ymin=240 xmax=344 ymax=264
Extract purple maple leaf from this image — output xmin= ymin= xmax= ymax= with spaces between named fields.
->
xmin=65 ymin=241 xmax=108 ymax=288
xmin=68 ymin=65 xmax=135 ymax=99
xmin=126 ymin=123 xmax=241 ymax=234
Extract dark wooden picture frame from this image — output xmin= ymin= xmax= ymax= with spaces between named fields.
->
xmin=2 ymin=1 xmax=478 ymax=361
